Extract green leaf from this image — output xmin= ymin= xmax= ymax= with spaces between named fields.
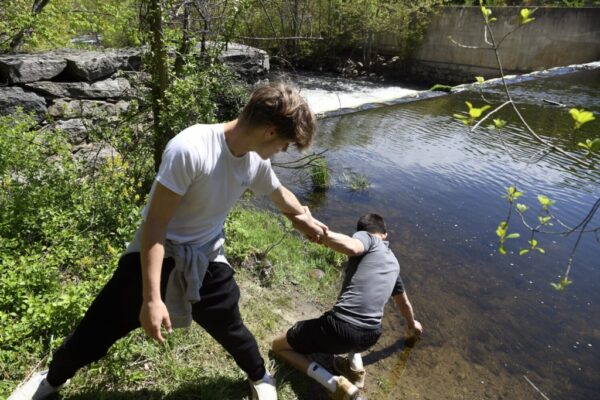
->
xmin=537 ymin=247 xmax=545 ymax=254
xmin=505 ymin=186 xmax=524 ymax=202
xmin=496 ymin=221 xmax=508 ymax=239
xmin=537 ymin=195 xmax=555 ymax=210
xmin=481 ymin=5 xmax=492 ymax=21
xmin=550 ymin=277 xmax=572 ymax=291
xmin=538 ymin=216 xmax=551 ymax=225
xmin=506 ymin=233 xmax=520 ymax=239
xmin=519 ymin=249 xmax=530 ymax=256
xmin=520 ymin=8 xmax=536 ymax=25
xmin=493 ymin=118 xmax=506 ymax=129
xmin=475 ymin=76 xmax=485 ymax=84
xmin=529 ymin=239 xmax=538 ymax=248
xmin=569 ymin=108 xmax=596 ymax=129
xmin=516 ymin=203 xmax=528 ymax=213
xmin=499 ymin=245 xmax=506 ymax=255
xmin=468 ymin=104 xmax=491 ymax=119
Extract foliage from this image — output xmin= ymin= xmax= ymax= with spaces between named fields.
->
xmin=307 ymin=155 xmax=330 ymax=190
xmin=0 ymin=0 xmax=141 ymax=52
xmin=161 ymin=59 xmax=249 ymax=135
xmin=341 ymin=171 xmax=371 ymax=192
xmin=239 ymin=0 xmax=446 ymax=69
xmin=457 ymin=2 xmax=600 ymax=290
xmin=0 ymin=110 xmax=152 ymax=385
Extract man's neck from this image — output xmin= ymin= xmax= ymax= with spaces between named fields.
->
xmin=224 ymin=119 xmax=254 ymax=157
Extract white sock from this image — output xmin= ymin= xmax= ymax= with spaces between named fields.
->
xmin=350 ymin=353 xmax=364 ymax=370
xmin=306 ymin=361 xmax=337 ymax=392
xmin=252 ymin=370 xmax=271 ymax=383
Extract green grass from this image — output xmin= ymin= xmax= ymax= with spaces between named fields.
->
xmin=3 ymin=205 xmax=344 ymax=400
xmin=308 ymin=156 xmax=330 ymax=191
xmin=341 ymin=171 xmax=370 ymax=192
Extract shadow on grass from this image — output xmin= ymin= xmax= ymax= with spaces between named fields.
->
xmin=62 ymin=375 xmax=250 ymax=400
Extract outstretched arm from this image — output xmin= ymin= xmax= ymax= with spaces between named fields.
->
xmin=269 ymin=185 xmax=327 ymax=240
xmin=320 ymin=230 xmax=365 ymax=256
xmin=140 ymin=182 xmax=182 ymax=344
xmin=393 ymin=291 xmax=423 ymax=337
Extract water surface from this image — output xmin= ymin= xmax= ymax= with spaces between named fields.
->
xmin=274 ymin=69 xmax=600 ymax=399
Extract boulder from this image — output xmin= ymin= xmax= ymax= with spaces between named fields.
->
xmin=48 ymin=99 xmax=130 ymax=119
xmin=0 ymin=53 xmax=67 ymax=84
xmin=0 ymin=86 xmax=47 ymax=121
xmin=64 ymin=52 xmax=119 ymax=81
xmin=216 ymin=43 xmax=270 ymax=82
xmin=72 ymin=142 xmax=119 ymax=165
xmin=45 ymin=118 xmax=90 ymax=144
xmin=63 ymin=48 xmax=142 ymax=81
xmin=25 ymin=77 xmax=134 ymax=99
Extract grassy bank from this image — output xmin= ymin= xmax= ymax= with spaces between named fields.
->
xmin=1 ymin=204 xmax=345 ymax=399
xmin=0 ymin=110 xmax=347 ymax=398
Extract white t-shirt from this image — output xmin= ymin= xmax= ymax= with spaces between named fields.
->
xmin=141 ymin=123 xmax=281 ymax=245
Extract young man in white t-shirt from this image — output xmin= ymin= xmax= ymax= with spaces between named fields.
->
xmin=9 ymin=82 xmax=326 ymax=400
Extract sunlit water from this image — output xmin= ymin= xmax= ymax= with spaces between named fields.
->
xmin=271 ymin=69 xmax=600 ymax=399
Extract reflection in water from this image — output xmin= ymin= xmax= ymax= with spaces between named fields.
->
xmin=272 ymin=69 xmax=600 ymax=399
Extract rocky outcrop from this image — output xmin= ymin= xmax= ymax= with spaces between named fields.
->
xmin=25 ymin=78 xmax=134 ymax=99
xmin=0 ymin=86 xmax=47 ymax=121
xmin=0 ymin=45 xmax=268 ymax=162
xmin=218 ymin=43 xmax=270 ymax=82
xmin=0 ymin=53 xmax=68 ymax=84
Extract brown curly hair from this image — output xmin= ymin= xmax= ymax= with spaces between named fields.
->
xmin=238 ymin=82 xmax=316 ymax=151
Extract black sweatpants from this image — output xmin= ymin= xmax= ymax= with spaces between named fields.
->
xmin=46 ymin=252 xmax=265 ymax=385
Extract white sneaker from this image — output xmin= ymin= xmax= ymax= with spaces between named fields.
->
xmin=249 ymin=372 xmax=277 ymax=400
xmin=8 ymin=370 xmax=67 ymax=400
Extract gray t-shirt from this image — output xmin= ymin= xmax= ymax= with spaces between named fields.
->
xmin=332 ymin=231 xmax=405 ymax=329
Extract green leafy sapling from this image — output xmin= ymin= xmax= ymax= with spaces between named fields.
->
xmin=519 ymin=8 xmax=536 ymax=25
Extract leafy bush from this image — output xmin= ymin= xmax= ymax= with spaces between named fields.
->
xmin=161 ymin=60 xmax=249 ymax=134
xmin=0 ymin=110 xmax=152 ymax=381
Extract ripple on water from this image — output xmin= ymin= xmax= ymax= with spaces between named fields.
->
xmin=272 ymin=68 xmax=600 ymax=400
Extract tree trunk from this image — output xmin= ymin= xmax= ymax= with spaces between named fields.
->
xmin=147 ymin=0 xmax=171 ymax=171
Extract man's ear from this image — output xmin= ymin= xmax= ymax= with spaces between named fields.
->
xmin=264 ymin=125 xmax=277 ymax=139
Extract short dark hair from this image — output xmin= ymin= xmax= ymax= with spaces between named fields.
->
xmin=356 ymin=213 xmax=387 ymax=234
xmin=238 ymin=82 xmax=316 ymax=151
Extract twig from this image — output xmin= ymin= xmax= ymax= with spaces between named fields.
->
xmin=471 ymin=100 xmax=511 ymax=131
xmin=523 ymin=375 xmax=551 ymax=400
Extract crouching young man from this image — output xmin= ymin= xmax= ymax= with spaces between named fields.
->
xmin=271 ymin=213 xmax=423 ymax=400
xmin=9 ymin=82 xmax=327 ymax=400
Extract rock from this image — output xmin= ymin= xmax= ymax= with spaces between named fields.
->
xmin=45 ymin=118 xmax=89 ymax=144
xmin=25 ymin=77 xmax=134 ymax=99
xmin=309 ymin=268 xmax=325 ymax=281
xmin=48 ymin=99 xmax=129 ymax=119
xmin=0 ymin=53 xmax=67 ymax=84
xmin=65 ymin=52 xmax=120 ymax=81
xmin=72 ymin=142 xmax=119 ymax=165
xmin=217 ymin=43 xmax=270 ymax=82
xmin=63 ymin=49 xmax=142 ymax=81
xmin=0 ymin=86 xmax=47 ymax=121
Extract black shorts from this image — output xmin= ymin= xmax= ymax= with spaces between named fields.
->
xmin=286 ymin=312 xmax=382 ymax=355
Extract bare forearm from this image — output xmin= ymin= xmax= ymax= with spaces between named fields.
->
xmin=322 ymin=231 xmax=363 ymax=256
xmin=141 ymin=222 xmax=167 ymax=301
xmin=394 ymin=293 xmax=417 ymax=330
xmin=272 ymin=185 xmax=305 ymax=215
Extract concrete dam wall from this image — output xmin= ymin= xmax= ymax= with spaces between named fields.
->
xmin=375 ymin=6 xmax=600 ymax=84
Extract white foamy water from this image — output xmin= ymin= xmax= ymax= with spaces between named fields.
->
xmin=285 ymin=60 xmax=600 ymax=118
xmin=283 ymin=72 xmax=424 ymax=117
